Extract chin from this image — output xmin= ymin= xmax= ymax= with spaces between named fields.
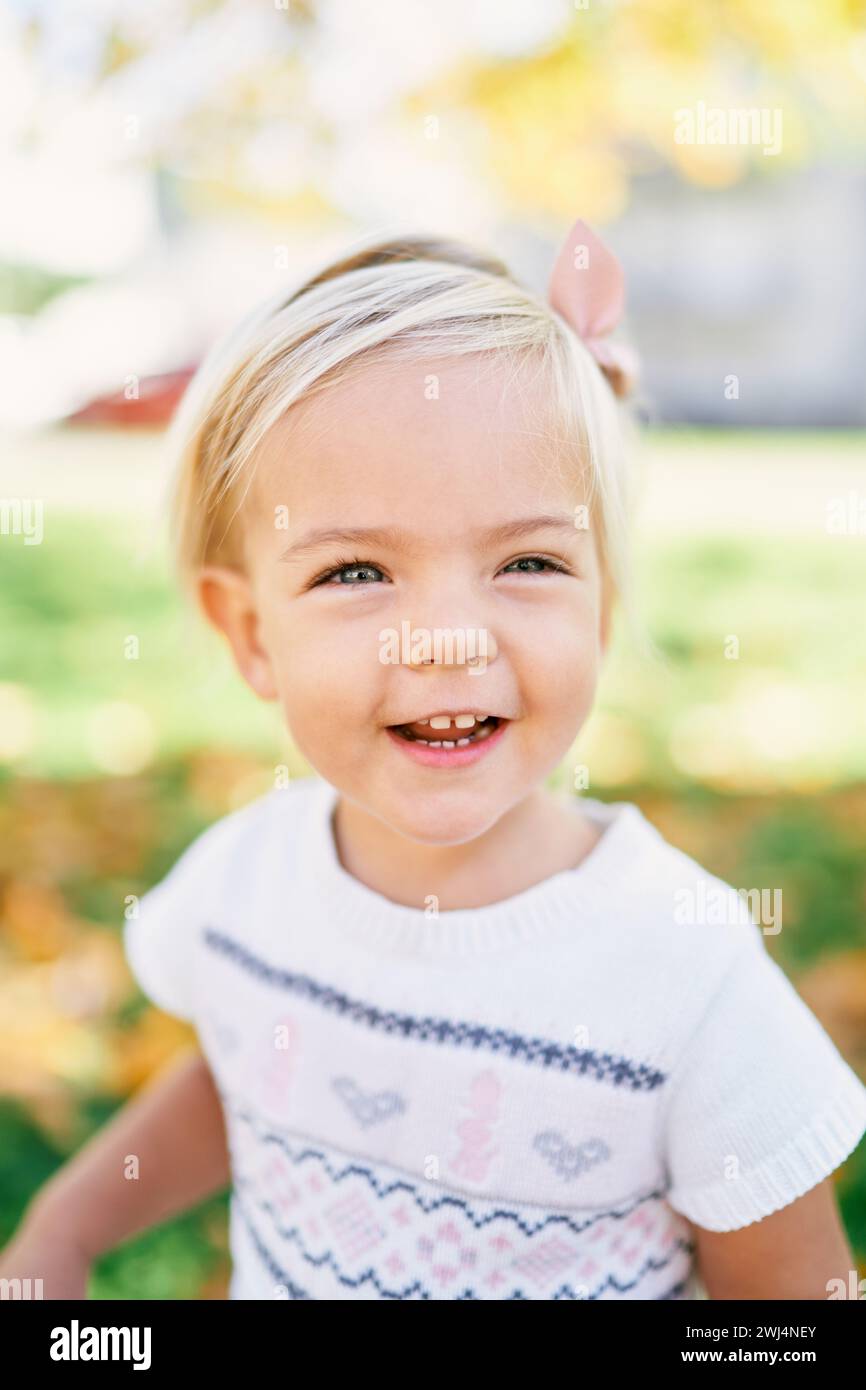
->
xmin=384 ymin=789 xmax=508 ymax=847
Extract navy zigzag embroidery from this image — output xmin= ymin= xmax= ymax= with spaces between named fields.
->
xmin=659 ymin=1276 xmax=693 ymax=1300
xmin=228 ymin=1100 xmax=675 ymax=1240
xmin=235 ymin=1193 xmax=692 ymax=1301
xmin=204 ymin=929 xmax=666 ymax=1090
xmin=241 ymin=1176 xmax=695 ymax=1299
xmin=237 ymin=1202 xmax=311 ymax=1300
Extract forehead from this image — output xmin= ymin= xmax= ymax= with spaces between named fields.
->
xmin=249 ymin=352 xmax=586 ymax=538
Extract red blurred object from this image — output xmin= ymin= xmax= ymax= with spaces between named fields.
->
xmin=67 ymin=365 xmax=198 ymax=426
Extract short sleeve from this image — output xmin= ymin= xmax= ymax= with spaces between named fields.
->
xmin=123 ymin=824 xmax=224 ymax=1023
xmin=664 ymin=922 xmax=866 ymax=1232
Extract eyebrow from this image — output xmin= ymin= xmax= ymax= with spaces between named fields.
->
xmin=278 ymin=514 xmax=584 ymax=562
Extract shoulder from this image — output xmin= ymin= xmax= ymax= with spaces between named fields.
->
xmin=583 ymin=795 xmax=775 ymax=1021
xmin=587 ymin=795 xmax=761 ymax=948
xmin=145 ymin=776 xmax=324 ymax=902
xmin=122 ymin=777 xmax=327 ymax=1020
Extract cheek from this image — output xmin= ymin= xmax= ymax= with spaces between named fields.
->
xmin=536 ymin=645 xmax=599 ymax=726
xmin=516 ymin=594 xmax=602 ymax=708
xmin=264 ymin=605 xmax=383 ymax=722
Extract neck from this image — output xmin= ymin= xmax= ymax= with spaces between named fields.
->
xmin=330 ymin=785 xmax=600 ymax=912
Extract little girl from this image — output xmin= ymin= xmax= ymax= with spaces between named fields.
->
xmin=5 ymin=220 xmax=866 ymax=1301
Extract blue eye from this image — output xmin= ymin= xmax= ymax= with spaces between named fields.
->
xmin=311 ymin=558 xmax=386 ymax=587
xmin=501 ymin=555 xmax=568 ymax=575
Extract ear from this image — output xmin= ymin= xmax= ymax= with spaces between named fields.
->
xmin=197 ymin=564 xmax=279 ymax=701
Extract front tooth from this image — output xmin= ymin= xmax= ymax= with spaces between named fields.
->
xmin=454 ymin=714 xmax=475 ymax=729
xmin=429 ymin=715 xmax=452 ymax=730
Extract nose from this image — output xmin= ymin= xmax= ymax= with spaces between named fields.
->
xmin=390 ymin=572 xmax=501 ymax=672
xmin=405 ymin=625 xmax=499 ymax=670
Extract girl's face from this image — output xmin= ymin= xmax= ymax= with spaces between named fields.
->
xmin=201 ymin=353 xmax=609 ymax=845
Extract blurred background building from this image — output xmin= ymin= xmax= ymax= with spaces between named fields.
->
xmin=2 ymin=0 xmax=865 ymax=428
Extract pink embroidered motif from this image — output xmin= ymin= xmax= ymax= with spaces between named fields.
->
xmin=324 ymin=1191 xmax=387 ymax=1261
xmin=625 ymin=1208 xmax=654 ymax=1235
xmin=258 ymin=1152 xmax=302 ymax=1216
xmin=417 ymin=1224 xmax=477 ymax=1282
xmin=512 ymin=1236 xmax=576 ymax=1288
xmin=255 ymin=1014 xmax=301 ymax=1108
xmin=449 ymin=1069 xmax=503 ymax=1182
xmin=436 ymin=1221 xmax=462 ymax=1244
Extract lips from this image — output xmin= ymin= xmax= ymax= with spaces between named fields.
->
xmin=386 ymin=716 xmax=508 ymax=767
xmin=391 ymin=716 xmax=500 ymax=745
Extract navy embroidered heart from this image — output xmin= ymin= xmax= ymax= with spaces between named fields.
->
xmin=331 ymin=1076 xmax=406 ymax=1127
xmin=533 ymin=1130 xmax=611 ymax=1181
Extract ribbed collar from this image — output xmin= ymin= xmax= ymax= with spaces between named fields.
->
xmin=294 ymin=777 xmax=655 ymax=958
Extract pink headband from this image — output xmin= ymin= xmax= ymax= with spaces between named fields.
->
xmin=547 ymin=218 xmax=639 ymax=399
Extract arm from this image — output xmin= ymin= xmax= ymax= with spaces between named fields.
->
xmin=0 ymin=1048 xmax=231 ymax=1296
xmin=691 ymin=1179 xmax=856 ymax=1299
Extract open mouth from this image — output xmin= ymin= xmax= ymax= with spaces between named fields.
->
xmin=388 ymin=715 xmax=501 ymax=748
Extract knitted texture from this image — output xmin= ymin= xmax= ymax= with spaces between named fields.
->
xmin=124 ymin=777 xmax=866 ymax=1300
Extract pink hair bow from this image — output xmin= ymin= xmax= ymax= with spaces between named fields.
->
xmin=547 ymin=218 xmax=639 ymax=398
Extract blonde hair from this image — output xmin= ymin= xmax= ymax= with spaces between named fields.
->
xmin=165 ymin=229 xmax=641 ymax=635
